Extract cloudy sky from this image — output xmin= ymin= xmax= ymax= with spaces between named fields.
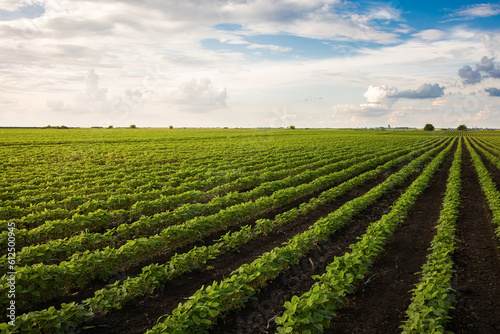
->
xmin=1 ymin=0 xmax=500 ymax=128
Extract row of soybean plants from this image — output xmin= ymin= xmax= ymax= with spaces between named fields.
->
xmin=400 ymin=138 xmax=462 ymax=332
xmin=1 ymin=131 xmax=378 ymax=218
xmin=466 ymin=138 xmax=500 ymax=241
xmin=143 ymin=138 xmax=453 ymax=333
xmin=0 ymin=145 xmax=361 ymax=269
xmin=0 ymin=138 xmax=440 ymax=328
xmin=0 ymin=137 xmax=434 ymax=315
xmin=0 ymin=136 xmax=300 ymax=217
xmin=0 ymin=143 xmax=337 ymax=246
xmin=273 ymin=138 xmax=455 ymax=333
xmin=402 ymin=135 xmax=500 ymax=333
xmin=3 ymin=136 xmax=446 ymax=333
xmin=0 ymin=134 xmax=390 ymax=258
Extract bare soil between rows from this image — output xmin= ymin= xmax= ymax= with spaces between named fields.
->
xmin=80 ymin=153 xmax=420 ymax=333
xmin=209 ymin=141 xmax=455 ymax=334
xmin=31 ymin=138 xmax=500 ymax=334
xmin=323 ymin=140 xmax=456 ymax=333
xmin=445 ymin=139 xmax=500 ymax=333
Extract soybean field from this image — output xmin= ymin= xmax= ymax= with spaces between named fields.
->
xmin=1 ymin=128 xmax=500 ymax=333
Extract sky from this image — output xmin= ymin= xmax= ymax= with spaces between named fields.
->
xmin=1 ymin=0 xmax=500 ymax=128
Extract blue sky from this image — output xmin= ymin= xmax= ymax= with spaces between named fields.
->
xmin=1 ymin=0 xmax=500 ymax=128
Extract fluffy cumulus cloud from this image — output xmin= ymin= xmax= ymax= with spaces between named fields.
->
xmin=388 ymin=83 xmax=445 ymax=99
xmin=369 ymin=82 xmax=443 ymax=102
xmin=459 ymin=56 xmax=500 ymax=85
xmin=47 ymin=69 xmax=110 ymax=114
xmin=486 ymin=87 xmax=500 ymax=96
xmin=47 ymin=69 xmax=152 ymax=115
xmin=332 ymin=83 xmax=444 ymax=119
xmin=2 ymin=1 xmax=500 ymax=128
xmin=169 ymin=78 xmax=227 ymax=112
xmin=460 ymin=105 xmax=499 ymax=122
xmin=340 ymin=85 xmax=393 ymax=116
xmin=458 ymin=65 xmax=482 ymax=85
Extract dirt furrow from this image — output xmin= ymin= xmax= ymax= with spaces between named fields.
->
xmin=37 ymin=160 xmax=377 ymax=311
xmin=323 ymin=140 xmax=455 ymax=333
xmin=208 ymin=156 xmax=431 ymax=334
xmin=82 ymin=158 xmax=418 ymax=333
xmin=446 ymin=140 xmax=500 ymax=333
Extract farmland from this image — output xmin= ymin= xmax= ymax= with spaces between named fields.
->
xmin=1 ymin=128 xmax=500 ymax=333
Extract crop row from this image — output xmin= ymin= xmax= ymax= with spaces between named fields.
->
xmin=470 ymin=138 xmax=500 ymax=174
xmin=0 ymin=139 xmax=444 ymax=313
xmin=274 ymin=138 xmax=455 ymax=333
xmin=1 ymin=132 xmax=396 ymax=198
xmin=400 ymin=137 xmax=462 ymax=333
xmin=0 ymin=146 xmax=343 ymax=247
xmin=0 ymin=145 xmax=328 ymax=221
xmin=466 ymin=139 xmax=500 ymax=240
xmin=142 ymin=139 xmax=452 ymax=333
xmin=16 ymin=135 xmax=406 ymax=227
xmin=0 ymin=142 xmax=414 ymax=272
xmin=4 ymin=137 xmax=438 ymax=333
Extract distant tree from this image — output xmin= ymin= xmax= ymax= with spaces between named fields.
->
xmin=457 ymin=124 xmax=467 ymax=131
xmin=130 ymin=124 xmax=136 ymax=129
xmin=108 ymin=125 xmax=113 ymax=129
xmin=169 ymin=125 xmax=173 ymax=129
xmin=289 ymin=125 xmax=296 ymax=129
xmin=423 ymin=123 xmax=435 ymax=131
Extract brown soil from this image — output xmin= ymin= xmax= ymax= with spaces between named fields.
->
xmin=207 ymin=149 xmax=442 ymax=334
xmin=81 ymin=154 xmax=417 ymax=333
xmin=32 ymin=158 xmax=374 ymax=313
xmin=445 ymin=139 xmax=500 ymax=333
xmin=25 ymin=138 xmax=500 ymax=334
xmin=208 ymin=141 xmax=454 ymax=334
xmin=323 ymin=140 xmax=455 ymax=333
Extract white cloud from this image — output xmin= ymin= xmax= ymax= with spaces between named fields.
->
xmin=363 ymin=85 xmax=397 ymax=104
xmin=332 ymin=85 xmax=396 ymax=119
xmin=0 ymin=0 xmax=22 ymax=11
xmin=453 ymin=3 xmax=500 ymax=19
xmin=47 ymin=69 xmax=111 ymax=114
xmin=46 ymin=69 xmax=153 ymax=115
xmin=412 ymin=29 xmax=447 ymax=41
xmin=247 ymin=43 xmax=292 ymax=53
xmin=1 ymin=0 xmax=500 ymax=128
xmin=169 ymin=78 xmax=227 ymax=112
xmin=460 ymin=105 xmax=498 ymax=121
